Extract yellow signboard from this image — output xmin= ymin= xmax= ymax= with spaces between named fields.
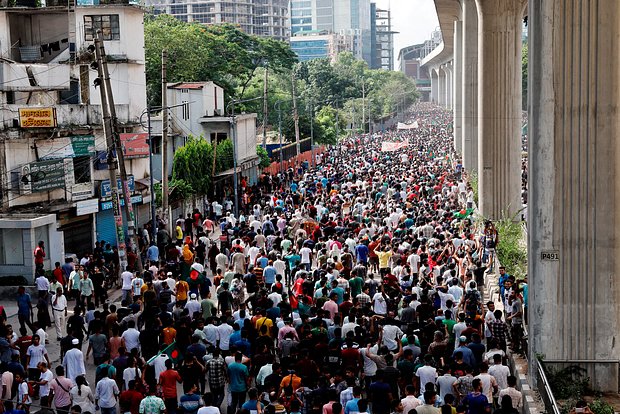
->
xmin=19 ymin=108 xmax=57 ymax=128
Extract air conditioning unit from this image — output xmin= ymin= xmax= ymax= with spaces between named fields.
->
xmin=213 ymin=108 xmax=223 ymax=116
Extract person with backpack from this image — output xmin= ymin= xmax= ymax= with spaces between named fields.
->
xmin=49 ymin=366 xmax=73 ymax=413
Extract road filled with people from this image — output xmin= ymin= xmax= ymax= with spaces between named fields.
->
xmin=0 ymin=103 xmax=527 ymax=414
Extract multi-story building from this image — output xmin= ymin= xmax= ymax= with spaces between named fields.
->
xmin=370 ymin=4 xmax=396 ymax=70
xmin=398 ymin=43 xmax=431 ymax=101
xmin=147 ymin=0 xmax=290 ymax=42
xmin=289 ymin=0 xmax=371 ymax=65
xmin=0 ymin=0 xmax=150 ymax=278
xmin=290 ymin=30 xmax=354 ymax=62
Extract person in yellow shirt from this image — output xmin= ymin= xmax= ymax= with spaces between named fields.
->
xmin=161 ymin=321 xmax=177 ymax=345
xmin=175 ymin=277 xmax=190 ymax=306
xmin=374 ymin=246 xmax=393 ymax=276
xmin=175 ymin=220 xmax=184 ymax=242
xmin=254 ymin=309 xmax=274 ymax=338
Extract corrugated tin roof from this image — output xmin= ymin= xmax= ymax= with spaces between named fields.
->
xmin=168 ymin=82 xmax=209 ymax=90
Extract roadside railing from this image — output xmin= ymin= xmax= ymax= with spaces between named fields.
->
xmin=534 ymin=358 xmax=562 ymax=414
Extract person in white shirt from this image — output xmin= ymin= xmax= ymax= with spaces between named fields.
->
xmin=488 ymin=354 xmax=510 ymax=390
xmin=474 ymin=362 xmax=498 ymax=402
xmin=498 ymin=376 xmax=523 ymax=410
xmin=185 ymin=293 xmax=201 ymax=316
xmin=36 ymin=362 xmax=54 ymax=407
xmin=372 ymin=290 xmax=388 ymax=316
xmin=216 ymin=318 xmax=234 ymax=351
xmin=50 ymin=287 xmax=68 ymax=340
xmin=203 ymin=319 xmax=219 ymax=347
xmin=63 ymin=339 xmax=86 ymax=383
xmin=131 ymin=275 xmax=144 ymax=297
xmin=120 ymin=268 xmax=133 ymax=303
xmin=415 ymin=356 xmax=437 ymax=394
xmin=401 ymin=385 xmax=422 ymax=414
xmin=299 ymin=246 xmax=312 ymax=270
xmin=380 ymin=321 xmax=403 ymax=351
xmin=26 ymin=335 xmax=50 ymax=378
xmin=148 ymin=350 xmax=170 ymax=382
xmin=121 ymin=321 xmax=141 ymax=353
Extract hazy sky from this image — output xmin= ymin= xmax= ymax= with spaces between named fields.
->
xmin=373 ymin=0 xmax=440 ymax=57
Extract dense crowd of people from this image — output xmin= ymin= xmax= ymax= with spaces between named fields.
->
xmin=0 ymin=103 xmax=528 ymax=414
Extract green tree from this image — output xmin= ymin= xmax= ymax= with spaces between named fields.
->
xmin=144 ymin=15 xmax=297 ymax=107
xmin=171 ymin=135 xmax=235 ymax=197
xmin=256 ymin=145 xmax=271 ymax=168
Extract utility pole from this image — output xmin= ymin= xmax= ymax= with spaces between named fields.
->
xmin=361 ymin=79 xmax=366 ymax=133
xmin=161 ymin=49 xmax=169 ymax=234
xmin=147 ymin=109 xmax=157 ymax=245
xmin=309 ymin=100 xmax=314 ymax=168
xmin=93 ymin=33 xmax=126 ymax=275
xmin=291 ymin=71 xmax=300 ymax=157
xmin=262 ymin=66 xmax=268 ymax=149
xmin=276 ymin=101 xmax=283 ymax=174
xmin=99 ymin=31 xmax=143 ymax=274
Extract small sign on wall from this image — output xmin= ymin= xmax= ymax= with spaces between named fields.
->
xmin=541 ymin=250 xmax=560 ymax=261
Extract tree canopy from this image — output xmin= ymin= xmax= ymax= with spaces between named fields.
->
xmin=144 ymin=15 xmax=297 ymax=107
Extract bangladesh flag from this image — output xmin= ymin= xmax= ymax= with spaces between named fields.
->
xmin=147 ymin=341 xmax=182 ymax=365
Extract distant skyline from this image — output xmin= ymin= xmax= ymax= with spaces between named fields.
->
xmin=372 ymin=0 xmax=440 ymax=59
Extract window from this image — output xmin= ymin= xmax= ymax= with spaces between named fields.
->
xmin=0 ymin=229 xmax=24 ymax=265
xmin=84 ymin=15 xmax=120 ymax=41
xmin=170 ymin=5 xmax=187 ymax=14
xmin=151 ymin=136 xmax=162 ymax=155
xmin=182 ymin=101 xmax=190 ymax=121
xmin=73 ymin=156 xmax=91 ymax=184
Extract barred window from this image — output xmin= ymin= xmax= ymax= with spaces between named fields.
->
xmin=84 ymin=15 xmax=120 ymax=41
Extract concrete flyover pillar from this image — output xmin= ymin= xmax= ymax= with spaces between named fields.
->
xmin=476 ymin=0 xmax=524 ymax=220
xmin=430 ymin=67 xmax=439 ymax=103
xmin=438 ymin=66 xmax=446 ymax=106
xmin=528 ymin=0 xmax=620 ymax=392
xmin=453 ymin=20 xmax=463 ymax=154
xmin=461 ymin=0 xmax=478 ymax=172
xmin=445 ymin=62 xmax=453 ymax=110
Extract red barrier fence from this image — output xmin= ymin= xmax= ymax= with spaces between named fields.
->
xmin=263 ymin=146 xmax=326 ymax=176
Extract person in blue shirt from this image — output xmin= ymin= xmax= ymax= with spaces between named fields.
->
xmin=263 ymin=262 xmax=277 ymax=286
xmin=16 ymin=286 xmax=33 ymax=332
xmin=355 ymin=243 xmax=369 ymax=265
xmin=498 ymin=267 xmax=510 ymax=300
xmin=290 ymin=182 xmax=298 ymax=193
xmin=229 ymin=324 xmax=242 ymax=347
xmin=146 ymin=242 xmax=159 ymax=263
xmin=453 ymin=336 xmax=477 ymax=368
xmin=462 ymin=379 xmax=489 ymax=414
xmin=329 ymin=280 xmax=345 ymax=305
xmin=228 ymin=352 xmax=249 ymax=413
xmin=241 ymin=387 xmax=263 ymax=414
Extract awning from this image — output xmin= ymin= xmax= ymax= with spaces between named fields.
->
xmin=214 ymin=157 xmax=260 ymax=178
xmin=134 ymin=178 xmax=159 ymax=190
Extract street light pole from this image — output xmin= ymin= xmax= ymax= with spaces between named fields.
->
xmin=309 ymin=100 xmax=314 ymax=168
xmin=275 ymin=100 xmax=283 ymax=174
xmin=146 ymin=108 xmax=157 ymax=244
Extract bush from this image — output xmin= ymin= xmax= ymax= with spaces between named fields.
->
xmin=589 ymin=400 xmax=615 ymax=414
xmin=468 ymin=171 xmax=479 ymax=206
xmin=495 ymin=216 xmax=527 ymax=280
xmin=545 ymin=365 xmax=590 ymax=400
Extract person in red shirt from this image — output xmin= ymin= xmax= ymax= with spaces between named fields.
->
xmin=34 ymin=241 xmax=45 ymax=271
xmin=52 ymin=262 xmax=64 ymax=285
xmin=119 ymin=380 xmax=144 ymax=414
xmin=158 ymin=359 xmax=182 ymax=414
